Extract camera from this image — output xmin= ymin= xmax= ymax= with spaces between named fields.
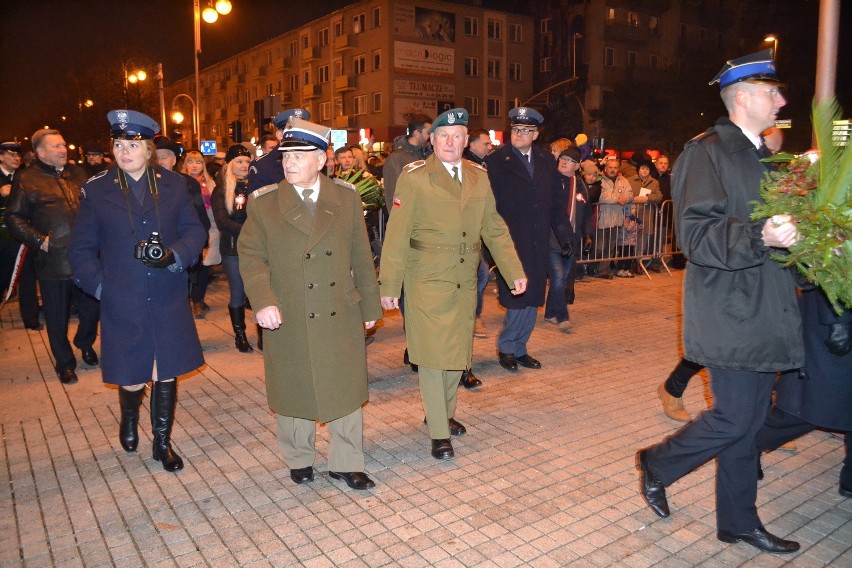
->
xmin=134 ymin=232 xmax=167 ymax=263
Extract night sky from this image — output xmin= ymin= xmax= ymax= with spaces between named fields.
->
xmin=0 ymin=0 xmax=351 ymax=139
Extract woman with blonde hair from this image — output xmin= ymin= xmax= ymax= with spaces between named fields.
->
xmin=211 ymin=144 xmax=254 ymax=352
xmin=181 ymin=150 xmax=220 ymax=317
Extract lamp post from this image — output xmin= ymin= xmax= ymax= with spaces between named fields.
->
xmin=764 ymin=34 xmax=778 ymax=60
xmin=193 ymin=0 xmax=233 ymax=149
xmin=171 ymin=94 xmax=198 ymax=145
xmin=572 ymin=33 xmax=583 ymax=79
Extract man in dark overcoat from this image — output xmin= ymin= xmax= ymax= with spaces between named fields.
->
xmin=70 ymin=110 xmax=207 ymax=472
xmin=238 ymin=119 xmax=382 ymax=491
xmin=484 ymin=107 xmax=573 ymax=371
xmin=756 ymin=287 xmax=851 ymax=498
xmin=635 ymin=51 xmax=804 ymax=554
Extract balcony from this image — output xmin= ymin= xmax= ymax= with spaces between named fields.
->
xmin=301 ymin=46 xmax=321 ymax=62
xmin=334 ymin=34 xmax=355 ymax=51
xmin=302 ymin=84 xmax=322 ymax=99
xmin=334 ymin=115 xmax=354 ymax=129
xmin=334 ymin=75 xmax=356 ymax=92
xmin=603 ymin=22 xmax=653 ymax=45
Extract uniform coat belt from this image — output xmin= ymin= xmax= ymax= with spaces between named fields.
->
xmin=409 ymin=239 xmax=481 ymax=255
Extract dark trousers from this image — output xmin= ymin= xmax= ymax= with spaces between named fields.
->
xmin=40 ymin=279 xmax=99 ymax=373
xmin=545 ymin=249 xmax=574 ymax=323
xmin=497 ymin=306 xmax=537 ymax=356
xmin=18 ymin=249 xmax=40 ymax=327
xmin=664 ymin=358 xmax=704 ymax=398
xmin=647 ymin=368 xmax=775 ymax=533
xmin=189 ymin=264 xmax=210 ymax=303
xmin=756 ymin=407 xmax=852 ymax=489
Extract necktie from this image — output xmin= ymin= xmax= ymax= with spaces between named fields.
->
xmin=452 ymin=166 xmax=461 ymax=188
xmin=523 ymin=153 xmax=533 ymax=176
xmin=568 ymin=177 xmax=577 ymax=229
xmin=301 ymin=188 xmax=316 ymax=215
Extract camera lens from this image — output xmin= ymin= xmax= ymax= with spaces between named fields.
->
xmin=149 ymin=246 xmax=163 ymax=260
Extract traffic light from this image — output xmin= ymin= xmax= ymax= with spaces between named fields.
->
xmin=228 ymin=120 xmax=243 ymax=142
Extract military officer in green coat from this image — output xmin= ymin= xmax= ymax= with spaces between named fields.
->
xmin=238 ymin=119 xmax=383 ymax=491
xmin=379 ymin=108 xmax=527 ymax=460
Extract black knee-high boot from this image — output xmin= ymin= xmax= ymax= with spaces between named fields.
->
xmin=229 ymin=305 xmax=253 ymax=352
xmin=150 ymin=380 xmax=184 ymax=472
xmin=118 ymin=386 xmax=146 ymax=452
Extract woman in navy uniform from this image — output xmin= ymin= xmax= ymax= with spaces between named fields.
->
xmin=69 ymin=110 xmax=207 ymax=472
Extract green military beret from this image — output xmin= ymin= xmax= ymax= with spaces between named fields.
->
xmin=429 ymin=108 xmax=469 ymax=133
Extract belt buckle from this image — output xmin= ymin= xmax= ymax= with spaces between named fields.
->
xmin=459 ymin=242 xmax=466 ymax=255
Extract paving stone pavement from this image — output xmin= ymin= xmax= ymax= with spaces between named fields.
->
xmin=1 ymin=269 xmax=849 ymax=567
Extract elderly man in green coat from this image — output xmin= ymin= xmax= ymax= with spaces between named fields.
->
xmin=379 ymin=108 xmax=526 ymax=460
xmin=238 ymin=119 xmax=382 ymax=491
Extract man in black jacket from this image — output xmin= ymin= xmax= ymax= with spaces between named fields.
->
xmin=485 ymin=107 xmax=573 ymax=371
xmin=6 ymin=129 xmax=100 ymax=384
xmin=636 ymin=50 xmax=803 ymax=554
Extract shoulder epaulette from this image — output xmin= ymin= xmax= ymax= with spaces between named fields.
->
xmin=403 ymin=160 xmax=426 ymax=173
xmin=251 ymin=184 xmax=279 ymax=199
xmin=333 ymin=178 xmax=357 ymax=192
xmin=686 ymin=128 xmax=716 ymax=147
xmin=87 ymin=169 xmax=109 ymax=183
xmin=465 ymin=159 xmax=487 ymax=171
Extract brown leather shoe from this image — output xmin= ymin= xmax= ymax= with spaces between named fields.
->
xmin=657 ymin=383 xmax=690 ymax=422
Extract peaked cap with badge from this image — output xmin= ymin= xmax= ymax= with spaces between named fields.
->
xmin=272 ymin=108 xmax=311 ymax=130
xmin=508 ymin=106 xmax=544 ymax=126
xmin=278 ymin=118 xmax=330 ymax=152
xmin=107 ymin=110 xmax=160 ymax=140
xmin=709 ymin=49 xmax=782 ymax=89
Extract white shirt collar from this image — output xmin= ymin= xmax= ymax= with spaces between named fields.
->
xmin=733 ymin=122 xmax=763 ymax=150
xmin=440 ymin=160 xmax=463 ymax=183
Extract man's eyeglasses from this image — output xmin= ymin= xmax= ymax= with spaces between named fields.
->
xmin=511 ymin=127 xmax=537 ymax=135
xmin=753 ymin=87 xmax=784 ymax=98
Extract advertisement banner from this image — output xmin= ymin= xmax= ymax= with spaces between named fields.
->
xmin=394 ymin=5 xmax=456 ymax=42
xmin=393 ymin=41 xmax=455 ymax=76
xmin=392 ymin=80 xmax=455 ymax=100
xmin=393 ymin=98 xmax=438 ymax=126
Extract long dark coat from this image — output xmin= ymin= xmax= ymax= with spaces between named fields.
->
xmin=378 ymin=156 xmax=525 ymax=369
xmin=485 ymin=144 xmax=573 ymax=309
xmin=69 ymin=167 xmax=207 ymax=385
xmin=238 ymin=176 xmax=383 ymax=423
xmin=671 ymin=117 xmax=803 ymax=371
xmin=775 ymin=288 xmax=852 ymax=431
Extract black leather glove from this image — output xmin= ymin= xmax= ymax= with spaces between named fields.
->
xmin=560 ymin=241 xmax=573 ymax=259
xmin=142 ymin=248 xmax=176 ymax=269
xmin=825 ymin=323 xmax=851 ymax=357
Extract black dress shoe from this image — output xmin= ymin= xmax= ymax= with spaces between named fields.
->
xmin=58 ymin=369 xmax=78 ymax=384
xmin=403 ymin=348 xmax=418 ymax=372
xmin=516 ymin=354 xmax=541 ymax=369
xmin=80 ymin=347 xmax=99 ymax=366
xmin=290 ymin=466 xmax=314 ymax=484
xmin=498 ymin=352 xmax=518 ymax=371
xmin=459 ymin=369 xmax=482 ymax=389
xmin=329 ymin=471 xmax=375 ymax=490
xmin=840 ymin=483 xmax=852 ymax=498
xmin=717 ymin=527 xmax=800 ymax=554
xmin=24 ymin=322 xmax=43 ymax=330
xmin=636 ymin=449 xmax=669 ymax=518
xmin=431 ymin=438 xmax=454 ymax=459
xmin=448 ymin=418 xmax=466 ymax=436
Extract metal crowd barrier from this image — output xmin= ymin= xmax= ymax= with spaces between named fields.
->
xmin=576 ymin=200 xmax=683 ymax=279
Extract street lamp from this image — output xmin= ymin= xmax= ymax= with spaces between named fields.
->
xmin=171 ymin=93 xmax=198 ymax=146
xmin=764 ymin=34 xmax=778 ymax=59
xmin=123 ymin=62 xmax=148 ymax=108
xmin=193 ymin=0 xmax=233 ymax=149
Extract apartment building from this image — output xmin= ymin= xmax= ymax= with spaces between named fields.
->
xmin=165 ymin=0 xmax=535 ymax=149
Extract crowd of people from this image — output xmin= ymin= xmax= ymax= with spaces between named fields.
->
xmin=0 ymin=48 xmax=848 ymax=558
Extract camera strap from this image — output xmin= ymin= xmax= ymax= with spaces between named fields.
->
xmin=117 ymin=167 xmax=163 ymax=241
